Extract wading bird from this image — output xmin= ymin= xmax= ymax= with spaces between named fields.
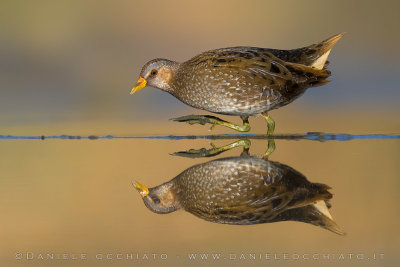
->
xmin=131 ymin=33 xmax=343 ymax=134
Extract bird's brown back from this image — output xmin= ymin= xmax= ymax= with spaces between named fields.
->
xmin=172 ymin=47 xmax=331 ymax=115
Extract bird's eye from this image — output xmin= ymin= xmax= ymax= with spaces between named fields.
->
xmin=151 ymin=69 xmax=158 ymax=76
xmin=152 ymin=197 xmax=160 ymax=204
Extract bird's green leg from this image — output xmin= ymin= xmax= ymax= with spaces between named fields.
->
xmin=261 ymin=112 xmax=275 ymax=135
xmin=171 ymin=139 xmax=251 ymax=158
xmin=171 ymin=115 xmax=251 ymax=132
xmin=264 ymin=139 xmax=276 ymax=157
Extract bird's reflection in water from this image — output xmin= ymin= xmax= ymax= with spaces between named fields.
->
xmin=133 ymin=153 xmax=344 ymax=235
xmin=171 ymin=139 xmax=275 ymax=158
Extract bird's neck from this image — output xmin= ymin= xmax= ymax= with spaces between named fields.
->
xmin=162 ymin=61 xmax=180 ymax=94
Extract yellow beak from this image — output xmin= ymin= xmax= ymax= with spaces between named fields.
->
xmin=130 ymin=76 xmax=147 ymax=94
xmin=132 ymin=180 xmax=149 ymax=198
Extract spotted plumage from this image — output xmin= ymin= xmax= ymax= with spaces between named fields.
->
xmin=131 ymin=33 xmax=343 ymax=132
xmin=133 ymin=156 xmax=344 ymax=235
xmin=172 ymin=46 xmax=329 ymax=116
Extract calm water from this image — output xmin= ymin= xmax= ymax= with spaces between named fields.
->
xmin=0 ymin=128 xmax=399 ymax=267
xmin=1 ymin=1 xmax=399 ymax=266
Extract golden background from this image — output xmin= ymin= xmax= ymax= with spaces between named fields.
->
xmin=0 ymin=0 xmax=399 ymax=266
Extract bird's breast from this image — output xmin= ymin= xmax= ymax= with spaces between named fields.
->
xmin=172 ymin=68 xmax=282 ymax=115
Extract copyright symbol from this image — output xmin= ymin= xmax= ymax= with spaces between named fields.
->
xmin=14 ymin=252 xmax=23 ymax=260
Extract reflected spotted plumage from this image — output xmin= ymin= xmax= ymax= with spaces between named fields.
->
xmin=134 ymin=156 xmax=344 ymax=235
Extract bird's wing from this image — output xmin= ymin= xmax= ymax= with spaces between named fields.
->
xmin=189 ymin=47 xmax=294 ymax=86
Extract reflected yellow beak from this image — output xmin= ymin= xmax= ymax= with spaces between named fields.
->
xmin=130 ymin=76 xmax=147 ymax=94
xmin=132 ymin=180 xmax=149 ymax=198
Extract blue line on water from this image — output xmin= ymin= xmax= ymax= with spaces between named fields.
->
xmin=0 ymin=133 xmax=399 ymax=141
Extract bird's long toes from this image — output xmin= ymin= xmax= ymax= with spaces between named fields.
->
xmin=171 ymin=115 xmax=204 ymax=123
xmin=171 ymin=115 xmax=227 ymax=126
xmin=170 ymin=147 xmax=217 ymax=158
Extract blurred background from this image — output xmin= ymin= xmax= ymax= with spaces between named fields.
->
xmin=0 ymin=0 xmax=399 ymax=267
xmin=0 ymin=0 xmax=399 ymax=133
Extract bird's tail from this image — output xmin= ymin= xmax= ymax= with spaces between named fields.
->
xmin=274 ymin=202 xmax=345 ymax=235
xmin=278 ymin=182 xmax=345 ymax=235
xmin=272 ymin=33 xmax=344 ymax=70
xmin=299 ymin=203 xmax=346 ymax=235
xmin=308 ymin=33 xmax=345 ymax=70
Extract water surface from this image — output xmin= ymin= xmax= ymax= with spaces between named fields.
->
xmin=1 ymin=124 xmax=399 ymax=267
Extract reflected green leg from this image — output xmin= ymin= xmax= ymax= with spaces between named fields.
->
xmin=264 ymin=139 xmax=276 ymax=157
xmin=171 ymin=115 xmax=251 ymax=132
xmin=171 ymin=139 xmax=251 ymax=158
xmin=261 ymin=113 xmax=275 ymax=135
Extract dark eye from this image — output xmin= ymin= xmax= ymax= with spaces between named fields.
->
xmin=151 ymin=69 xmax=158 ymax=76
xmin=152 ymin=197 xmax=160 ymax=204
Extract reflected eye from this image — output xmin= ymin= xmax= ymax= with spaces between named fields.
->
xmin=151 ymin=69 xmax=158 ymax=76
xmin=152 ymin=197 xmax=160 ymax=204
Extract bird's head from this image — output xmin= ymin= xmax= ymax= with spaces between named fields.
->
xmin=132 ymin=180 xmax=179 ymax=214
xmin=131 ymin=59 xmax=179 ymax=94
